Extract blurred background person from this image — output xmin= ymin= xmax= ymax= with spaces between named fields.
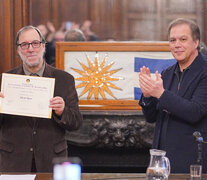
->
xmin=80 ymin=20 xmax=99 ymax=41
xmin=37 ymin=22 xmax=56 ymax=43
xmin=44 ymin=30 xmax=65 ymax=66
xmin=64 ymin=28 xmax=86 ymax=42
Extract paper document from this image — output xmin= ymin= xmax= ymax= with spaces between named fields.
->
xmin=0 ymin=174 xmax=36 ymax=180
xmin=0 ymin=73 xmax=55 ymax=118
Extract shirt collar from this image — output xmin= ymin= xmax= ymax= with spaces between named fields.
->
xmin=174 ymin=60 xmax=192 ymax=74
xmin=174 ymin=61 xmax=190 ymax=82
xmin=174 ymin=52 xmax=201 ymax=74
xmin=23 ymin=61 xmax=45 ymax=77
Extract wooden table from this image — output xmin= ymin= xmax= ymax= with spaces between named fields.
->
xmin=82 ymin=173 xmax=206 ymax=180
xmin=26 ymin=173 xmax=207 ymax=180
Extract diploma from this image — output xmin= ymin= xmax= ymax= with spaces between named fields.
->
xmin=0 ymin=73 xmax=55 ymax=118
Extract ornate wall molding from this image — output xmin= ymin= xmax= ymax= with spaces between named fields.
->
xmin=66 ymin=110 xmax=154 ymax=149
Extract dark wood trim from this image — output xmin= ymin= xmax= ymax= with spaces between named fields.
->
xmin=1 ymin=0 xmax=13 ymax=73
xmin=0 ymin=0 xmax=31 ymax=74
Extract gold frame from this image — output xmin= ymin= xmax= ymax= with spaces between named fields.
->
xmin=56 ymin=41 xmax=170 ymax=110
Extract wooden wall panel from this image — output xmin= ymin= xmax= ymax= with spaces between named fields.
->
xmin=124 ymin=0 xmax=160 ymax=41
xmin=1 ymin=0 xmax=207 ymax=74
xmin=128 ymin=0 xmax=157 ymax=12
xmin=166 ymin=0 xmax=197 ymax=13
xmin=0 ymin=0 xmax=13 ymax=73
xmin=129 ymin=19 xmax=157 ymax=41
xmin=31 ymin=0 xmax=89 ymax=29
xmin=58 ymin=0 xmax=89 ymax=24
xmin=0 ymin=0 xmax=31 ymax=74
xmin=203 ymin=0 xmax=207 ymax=43
xmin=31 ymin=0 xmax=51 ymax=26
xmin=161 ymin=0 xmax=204 ymax=40
xmin=0 ymin=2 xmax=3 ymax=73
xmin=13 ymin=0 xmax=31 ymax=67
xmin=31 ymin=0 xmax=121 ymax=40
xmin=89 ymin=0 xmax=122 ymax=40
xmin=30 ymin=0 xmax=206 ymax=42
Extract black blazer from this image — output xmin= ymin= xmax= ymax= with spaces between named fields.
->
xmin=139 ymin=53 xmax=207 ymax=173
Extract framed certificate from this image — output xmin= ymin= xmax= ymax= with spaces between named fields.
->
xmin=0 ymin=73 xmax=55 ymax=118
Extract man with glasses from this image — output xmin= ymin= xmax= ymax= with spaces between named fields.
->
xmin=0 ymin=25 xmax=82 ymax=172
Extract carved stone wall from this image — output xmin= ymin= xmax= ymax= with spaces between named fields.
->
xmin=66 ymin=110 xmax=154 ymax=172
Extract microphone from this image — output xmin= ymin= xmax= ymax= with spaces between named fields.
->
xmin=193 ymin=131 xmax=204 ymax=143
xmin=193 ymin=131 xmax=203 ymax=165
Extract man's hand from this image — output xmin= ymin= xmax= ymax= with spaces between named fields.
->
xmin=46 ymin=21 xmax=56 ymax=33
xmin=49 ymin=96 xmax=65 ymax=116
xmin=140 ymin=66 xmax=151 ymax=76
xmin=139 ymin=66 xmax=164 ymax=98
xmin=0 ymin=92 xmax=4 ymax=98
xmin=139 ymin=66 xmax=151 ymax=97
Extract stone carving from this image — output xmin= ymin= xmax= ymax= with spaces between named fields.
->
xmin=91 ymin=117 xmax=153 ymax=149
xmin=66 ymin=113 xmax=154 ymax=149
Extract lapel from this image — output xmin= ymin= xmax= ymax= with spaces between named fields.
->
xmin=163 ymin=53 xmax=204 ymax=97
xmin=13 ymin=65 xmax=25 ymax=75
xmin=177 ymin=54 xmax=203 ymax=97
xmin=162 ymin=64 xmax=177 ymax=90
xmin=42 ymin=63 xmax=54 ymax=78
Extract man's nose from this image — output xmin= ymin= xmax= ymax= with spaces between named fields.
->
xmin=174 ymin=40 xmax=181 ymax=47
xmin=27 ymin=44 xmax=34 ymax=51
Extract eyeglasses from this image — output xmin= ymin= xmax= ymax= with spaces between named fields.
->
xmin=17 ymin=40 xmax=43 ymax=50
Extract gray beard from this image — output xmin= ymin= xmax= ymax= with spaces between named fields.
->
xmin=18 ymin=50 xmax=45 ymax=68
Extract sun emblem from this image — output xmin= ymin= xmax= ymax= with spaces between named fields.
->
xmin=72 ymin=53 xmax=123 ymax=100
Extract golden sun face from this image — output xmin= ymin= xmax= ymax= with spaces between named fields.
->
xmin=72 ymin=54 xmax=122 ymax=100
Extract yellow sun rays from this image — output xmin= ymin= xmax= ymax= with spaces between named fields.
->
xmin=72 ymin=54 xmax=122 ymax=100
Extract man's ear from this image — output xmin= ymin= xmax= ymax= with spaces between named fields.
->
xmin=42 ymin=42 xmax=46 ymax=48
xmin=195 ymin=39 xmax=200 ymax=49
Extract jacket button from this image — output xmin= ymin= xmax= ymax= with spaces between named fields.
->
xmin=30 ymin=148 xmax=33 ymax=152
xmin=33 ymin=131 xmax=36 ymax=135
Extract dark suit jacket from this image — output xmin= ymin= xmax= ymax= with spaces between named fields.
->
xmin=139 ymin=53 xmax=207 ymax=173
xmin=0 ymin=63 xmax=82 ymax=172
